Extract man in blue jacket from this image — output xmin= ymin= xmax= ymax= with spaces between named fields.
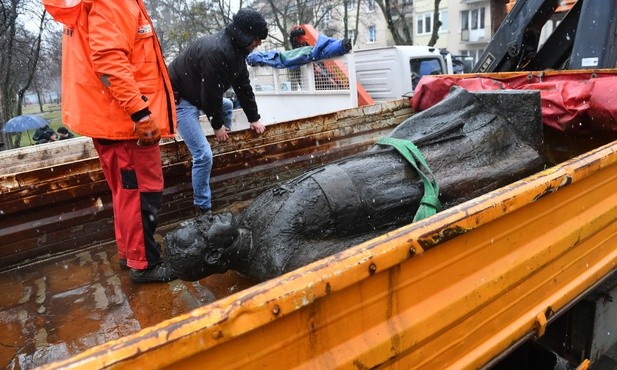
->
xmin=168 ymin=9 xmax=267 ymax=217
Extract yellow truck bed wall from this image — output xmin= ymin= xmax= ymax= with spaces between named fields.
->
xmin=38 ymin=113 xmax=617 ymax=368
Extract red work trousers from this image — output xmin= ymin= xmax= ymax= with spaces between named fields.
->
xmin=93 ymin=139 xmax=164 ymax=270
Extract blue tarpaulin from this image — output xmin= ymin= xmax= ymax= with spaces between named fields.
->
xmin=247 ymin=35 xmax=350 ymax=69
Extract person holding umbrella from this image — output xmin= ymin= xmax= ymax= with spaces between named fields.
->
xmin=2 ymin=114 xmax=52 ymax=146
xmin=43 ymin=0 xmax=177 ymax=283
xmin=32 ymin=125 xmax=57 ymax=144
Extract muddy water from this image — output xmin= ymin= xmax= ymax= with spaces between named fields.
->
xmin=0 ymin=233 xmax=255 ymax=369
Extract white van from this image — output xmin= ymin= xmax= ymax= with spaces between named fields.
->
xmin=353 ymin=46 xmax=454 ymax=102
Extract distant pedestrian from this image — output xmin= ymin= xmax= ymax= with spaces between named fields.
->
xmin=56 ymin=126 xmax=75 ymax=140
xmin=32 ymin=125 xmax=57 ymax=144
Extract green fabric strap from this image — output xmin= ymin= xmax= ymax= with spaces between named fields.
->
xmin=280 ymin=46 xmax=313 ymax=63
xmin=375 ymin=137 xmax=442 ymax=222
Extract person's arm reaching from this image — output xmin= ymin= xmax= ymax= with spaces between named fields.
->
xmin=233 ymin=68 xmax=260 ymax=120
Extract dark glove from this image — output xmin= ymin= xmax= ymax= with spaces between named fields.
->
xmin=135 ymin=117 xmax=161 ymax=146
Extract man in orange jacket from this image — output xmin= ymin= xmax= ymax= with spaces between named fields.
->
xmin=43 ymin=0 xmax=177 ymax=283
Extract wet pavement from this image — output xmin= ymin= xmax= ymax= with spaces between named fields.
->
xmin=0 ymin=224 xmax=255 ymax=370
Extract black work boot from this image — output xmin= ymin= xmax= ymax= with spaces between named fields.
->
xmin=129 ymin=262 xmax=177 ymax=284
xmin=194 ymin=205 xmax=212 ymax=218
xmin=119 ymin=258 xmax=129 ymax=270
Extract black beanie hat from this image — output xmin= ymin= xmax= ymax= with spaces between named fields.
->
xmin=227 ymin=9 xmax=268 ymax=47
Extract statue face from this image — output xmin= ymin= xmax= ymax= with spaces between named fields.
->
xmin=164 ymin=212 xmax=237 ymax=281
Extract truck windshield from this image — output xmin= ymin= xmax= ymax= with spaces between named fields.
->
xmin=410 ymin=58 xmax=443 ymax=88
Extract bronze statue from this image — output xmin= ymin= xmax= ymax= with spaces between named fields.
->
xmin=164 ymin=87 xmax=545 ymax=283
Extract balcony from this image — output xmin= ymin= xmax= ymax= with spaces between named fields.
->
xmin=461 ymin=28 xmax=487 ymax=44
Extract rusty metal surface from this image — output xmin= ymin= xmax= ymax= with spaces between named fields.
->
xmin=0 ymin=101 xmax=411 ymax=271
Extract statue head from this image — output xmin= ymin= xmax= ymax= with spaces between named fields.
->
xmin=164 ymin=212 xmax=238 ymax=281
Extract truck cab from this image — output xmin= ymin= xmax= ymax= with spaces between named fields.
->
xmin=353 ymin=46 xmax=451 ymax=102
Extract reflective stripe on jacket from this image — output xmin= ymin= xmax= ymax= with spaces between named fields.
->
xmin=43 ymin=0 xmax=176 ymax=139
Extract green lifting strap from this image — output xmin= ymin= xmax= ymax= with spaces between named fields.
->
xmin=375 ymin=137 xmax=442 ymax=222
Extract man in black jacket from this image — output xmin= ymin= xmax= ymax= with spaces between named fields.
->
xmin=168 ymin=9 xmax=267 ymax=216
xmin=33 ymin=125 xmax=57 ymax=144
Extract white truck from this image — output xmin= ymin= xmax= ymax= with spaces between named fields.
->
xmin=353 ymin=45 xmax=456 ymax=102
xmin=224 ymin=45 xmax=456 ymax=129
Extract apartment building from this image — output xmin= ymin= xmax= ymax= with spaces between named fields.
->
xmin=380 ymin=0 xmax=507 ymax=67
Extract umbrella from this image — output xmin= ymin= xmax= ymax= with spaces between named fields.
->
xmin=2 ymin=114 xmax=49 ymax=133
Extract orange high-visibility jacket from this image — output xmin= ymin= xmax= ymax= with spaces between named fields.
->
xmin=43 ymin=0 xmax=176 ymax=139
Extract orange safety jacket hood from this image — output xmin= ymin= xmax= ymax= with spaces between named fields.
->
xmin=42 ymin=0 xmax=176 ymax=140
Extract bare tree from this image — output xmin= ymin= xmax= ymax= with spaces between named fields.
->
xmin=146 ymin=0 xmax=241 ymax=58
xmin=34 ymin=25 xmax=62 ymax=110
xmin=326 ymin=0 xmax=363 ymax=43
xmin=353 ymin=0 xmax=361 ymax=45
xmin=0 ymin=0 xmax=47 ymax=149
xmin=373 ymin=0 xmax=413 ymax=45
xmin=427 ymin=0 xmax=442 ymax=47
xmin=0 ymin=0 xmax=19 ymax=126
xmin=15 ymin=10 xmax=45 ymax=111
xmin=255 ymin=0 xmax=344 ymax=50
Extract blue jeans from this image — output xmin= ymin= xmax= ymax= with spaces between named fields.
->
xmin=175 ymin=98 xmax=212 ymax=211
xmin=222 ymin=97 xmax=233 ymax=130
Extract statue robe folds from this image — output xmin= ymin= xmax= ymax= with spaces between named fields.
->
xmin=164 ymin=87 xmax=546 ymax=283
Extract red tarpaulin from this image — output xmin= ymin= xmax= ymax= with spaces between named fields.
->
xmin=412 ymin=72 xmax=617 ymax=133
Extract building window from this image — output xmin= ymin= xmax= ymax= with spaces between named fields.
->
xmin=461 ymin=10 xmax=469 ymax=31
xmin=416 ymin=12 xmax=433 ymax=35
xmin=368 ymin=25 xmax=377 ymax=43
xmin=366 ymin=0 xmax=375 ymax=12
xmin=438 ymin=11 xmax=448 ymax=32
xmin=410 ymin=57 xmax=444 ymax=88
xmin=478 ymin=8 xmax=485 ymax=29
xmin=460 ymin=49 xmax=485 ymax=66
xmin=416 ymin=11 xmax=448 ymax=36
xmin=462 ymin=7 xmax=485 ymax=31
